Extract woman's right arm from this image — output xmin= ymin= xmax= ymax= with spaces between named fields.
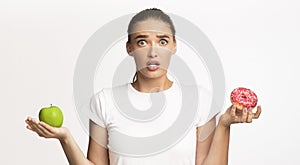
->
xmin=25 ymin=117 xmax=109 ymax=165
xmin=87 ymin=121 xmax=110 ymax=165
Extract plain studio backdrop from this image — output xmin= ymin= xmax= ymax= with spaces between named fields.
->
xmin=1 ymin=0 xmax=299 ymax=164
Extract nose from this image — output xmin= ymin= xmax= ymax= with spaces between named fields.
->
xmin=148 ymin=46 xmax=158 ymax=58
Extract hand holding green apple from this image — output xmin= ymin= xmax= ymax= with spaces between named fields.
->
xmin=39 ymin=104 xmax=64 ymax=127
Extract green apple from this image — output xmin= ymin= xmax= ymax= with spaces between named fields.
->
xmin=39 ymin=104 xmax=64 ymax=127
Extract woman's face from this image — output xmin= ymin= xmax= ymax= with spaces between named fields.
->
xmin=127 ymin=19 xmax=177 ymax=80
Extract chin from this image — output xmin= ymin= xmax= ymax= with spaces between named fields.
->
xmin=139 ymin=69 xmax=167 ymax=79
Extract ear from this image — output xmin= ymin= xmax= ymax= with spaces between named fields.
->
xmin=126 ymin=42 xmax=133 ymax=56
xmin=172 ymin=39 xmax=177 ymax=55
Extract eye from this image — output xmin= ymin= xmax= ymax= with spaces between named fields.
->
xmin=159 ymin=39 xmax=168 ymax=45
xmin=137 ymin=40 xmax=147 ymax=46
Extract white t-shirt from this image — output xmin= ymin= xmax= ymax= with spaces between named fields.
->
xmin=89 ymin=81 xmax=221 ymax=165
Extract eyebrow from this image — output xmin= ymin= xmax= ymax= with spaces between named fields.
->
xmin=157 ymin=35 xmax=170 ymax=39
xmin=134 ymin=34 xmax=171 ymax=40
xmin=134 ymin=35 xmax=148 ymax=39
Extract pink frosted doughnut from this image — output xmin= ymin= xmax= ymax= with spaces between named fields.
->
xmin=230 ymin=87 xmax=258 ymax=110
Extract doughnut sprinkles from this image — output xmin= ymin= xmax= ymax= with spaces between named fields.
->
xmin=230 ymin=87 xmax=258 ymax=110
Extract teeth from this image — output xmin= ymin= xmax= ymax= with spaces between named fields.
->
xmin=148 ymin=64 xmax=158 ymax=66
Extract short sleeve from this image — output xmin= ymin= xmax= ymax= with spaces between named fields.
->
xmin=195 ymin=86 xmax=222 ymax=127
xmin=89 ymin=90 xmax=107 ymax=128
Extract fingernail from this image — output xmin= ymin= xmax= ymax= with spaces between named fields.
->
xmin=243 ymin=108 xmax=247 ymax=113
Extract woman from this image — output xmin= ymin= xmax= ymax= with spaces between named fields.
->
xmin=26 ymin=8 xmax=262 ymax=165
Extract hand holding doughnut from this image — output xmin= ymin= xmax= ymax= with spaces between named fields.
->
xmin=219 ymin=87 xmax=261 ymax=127
xmin=220 ymin=105 xmax=262 ymax=127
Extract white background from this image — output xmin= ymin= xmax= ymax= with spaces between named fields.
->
xmin=1 ymin=0 xmax=300 ymax=164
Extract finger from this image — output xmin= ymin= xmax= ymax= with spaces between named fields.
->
xmin=26 ymin=117 xmax=38 ymax=132
xmin=27 ymin=122 xmax=36 ymax=132
xmin=27 ymin=118 xmax=38 ymax=130
xmin=26 ymin=118 xmax=38 ymax=129
xmin=230 ymin=105 xmax=240 ymax=123
xmin=25 ymin=117 xmax=31 ymax=123
xmin=253 ymin=105 xmax=262 ymax=119
xmin=246 ymin=108 xmax=253 ymax=123
xmin=25 ymin=117 xmax=32 ymax=124
xmin=241 ymin=108 xmax=248 ymax=122
xmin=36 ymin=122 xmax=54 ymax=137
xmin=39 ymin=121 xmax=56 ymax=134
xmin=26 ymin=125 xmax=34 ymax=131
xmin=230 ymin=105 xmax=236 ymax=117
xmin=27 ymin=119 xmax=48 ymax=137
xmin=39 ymin=121 xmax=53 ymax=131
xmin=29 ymin=117 xmax=40 ymax=125
xmin=29 ymin=123 xmax=45 ymax=137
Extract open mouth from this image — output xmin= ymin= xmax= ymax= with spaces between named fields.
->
xmin=146 ymin=60 xmax=160 ymax=71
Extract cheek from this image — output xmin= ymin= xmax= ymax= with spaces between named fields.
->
xmin=132 ymin=48 xmax=149 ymax=66
xmin=160 ymin=58 xmax=171 ymax=70
xmin=132 ymin=47 xmax=149 ymax=57
xmin=133 ymin=54 xmax=147 ymax=69
xmin=158 ymin=50 xmax=172 ymax=67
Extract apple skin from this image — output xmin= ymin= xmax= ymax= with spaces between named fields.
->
xmin=39 ymin=105 xmax=64 ymax=127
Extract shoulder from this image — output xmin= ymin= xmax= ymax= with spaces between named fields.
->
xmin=94 ymin=83 xmax=129 ymax=96
xmin=177 ymin=83 xmax=212 ymax=98
xmin=92 ymin=83 xmax=130 ymax=107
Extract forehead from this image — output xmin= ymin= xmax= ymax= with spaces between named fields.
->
xmin=130 ymin=19 xmax=173 ymax=36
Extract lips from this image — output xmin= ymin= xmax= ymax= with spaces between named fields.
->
xmin=146 ymin=60 xmax=160 ymax=71
xmin=147 ymin=60 xmax=160 ymax=66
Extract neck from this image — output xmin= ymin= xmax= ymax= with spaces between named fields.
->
xmin=131 ymin=73 xmax=173 ymax=93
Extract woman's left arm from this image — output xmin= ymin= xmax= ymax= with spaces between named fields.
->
xmin=196 ymin=105 xmax=262 ymax=165
xmin=195 ymin=117 xmax=216 ymax=165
